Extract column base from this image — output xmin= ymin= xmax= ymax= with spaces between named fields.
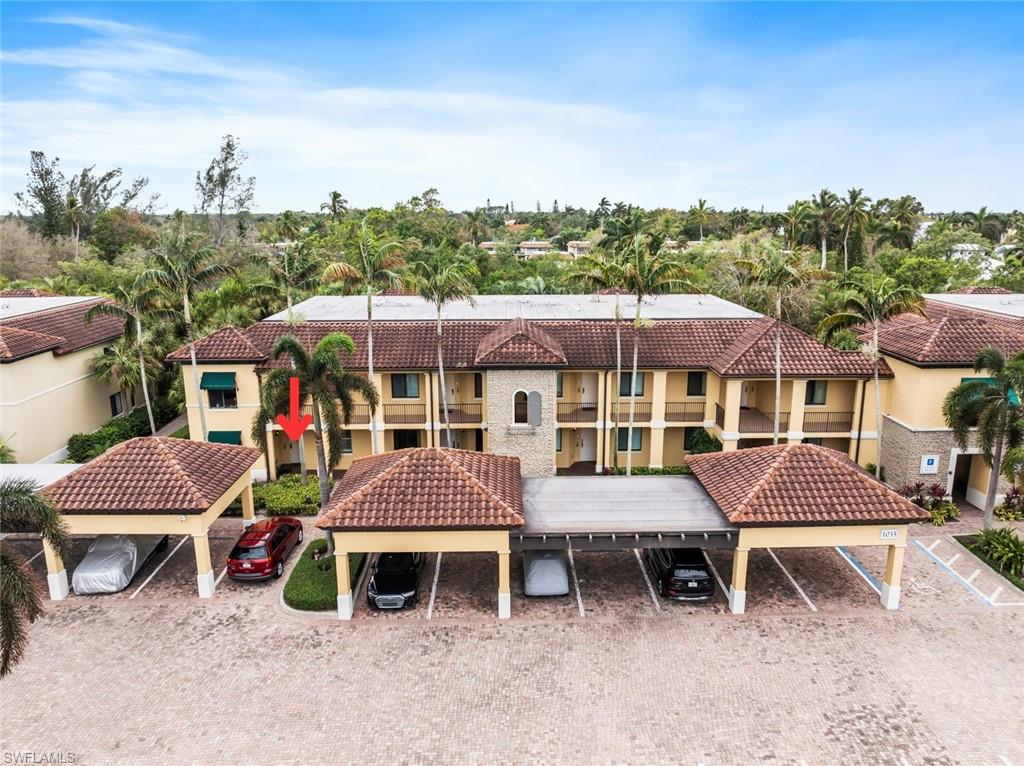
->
xmin=242 ymin=516 xmax=258 ymax=529
xmin=881 ymin=582 xmax=901 ymax=610
xmin=337 ymin=593 xmax=354 ymax=620
xmin=197 ymin=570 xmax=216 ymax=598
xmin=498 ymin=591 xmax=511 ymax=619
xmin=728 ymin=586 xmax=746 ymax=614
xmin=47 ymin=569 xmax=69 ymax=600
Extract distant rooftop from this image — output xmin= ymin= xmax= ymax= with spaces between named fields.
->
xmin=0 ymin=295 xmax=95 ymax=321
xmin=926 ymin=292 xmax=1024 ymax=318
xmin=266 ymin=294 xmax=762 ymax=323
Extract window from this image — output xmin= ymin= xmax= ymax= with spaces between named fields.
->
xmin=473 ymin=372 xmax=483 ymax=399
xmin=805 ymin=380 xmax=828 ymax=406
xmin=208 ymin=431 xmax=242 ymax=445
xmin=391 ymin=374 xmax=420 ymax=398
xmin=109 ymin=392 xmax=123 ymax=417
xmin=617 ymin=427 xmax=643 ymax=452
xmin=683 ymin=427 xmax=700 ymax=451
xmin=556 ymin=429 xmax=563 ymax=452
xmin=556 ymin=372 xmax=564 ymax=399
xmin=208 ymin=389 xmax=238 ymax=409
xmin=687 ymin=371 xmax=707 ymax=397
xmin=804 ymin=437 xmax=824 ymax=446
xmin=341 ymin=431 xmax=353 ymax=454
xmin=513 ymin=391 xmax=528 ymax=424
xmin=618 ymin=373 xmax=644 ymax=397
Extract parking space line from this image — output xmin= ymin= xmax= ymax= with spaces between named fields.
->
xmin=702 ymin=550 xmax=728 ymax=598
xmin=129 ymin=536 xmax=190 ymax=599
xmin=926 ymin=539 xmax=941 ymax=552
xmin=567 ymin=548 xmax=585 ymax=618
xmin=214 ymin=566 xmax=229 ymax=587
xmin=767 ymin=548 xmax=817 ymax=612
xmin=945 ymin=553 xmax=960 ymax=567
xmin=24 ymin=548 xmax=44 ymax=566
xmin=426 ymin=552 xmax=442 ymax=620
xmin=633 ymin=549 xmax=661 ymax=612
xmin=912 ymin=539 xmax=993 ymax=607
xmin=966 ymin=569 xmax=980 ymax=583
xmin=834 ymin=546 xmax=882 ymax=595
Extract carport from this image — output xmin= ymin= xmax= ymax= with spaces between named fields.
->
xmin=687 ymin=444 xmax=930 ymax=614
xmin=316 ymin=448 xmax=525 ymax=619
xmin=43 ymin=437 xmax=261 ymax=599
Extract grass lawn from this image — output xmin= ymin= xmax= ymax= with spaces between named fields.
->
xmin=954 ymin=534 xmax=1024 ymax=593
xmin=283 ymin=538 xmax=366 ymax=611
xmin=170 ymin=425 xmax=190 ymax=439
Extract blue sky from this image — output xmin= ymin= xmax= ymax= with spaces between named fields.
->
xmin=2 ymin=2 xmax=1022 ymax=213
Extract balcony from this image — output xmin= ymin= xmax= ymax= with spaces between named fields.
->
xmin=611 ymin=402 xmax=652 ymax=422
xmin=299 ymin=403 xmax=371 ymax=425
xmin=438 ymin=402 xmax=483 ymax=424
xmin=738 ymin=407 xmax=789 ymax=434
xmin=557 ymin=402 xmax=599 ymax=423
xmin=802 ymin=411 xmax=854 ymax=433
xmin=665 ymin=401 xmax=705 ymax=423
xmin=715 ymin=403 xmax=725 ymax=428
xmin=383 ymin=403 xmax=426 ymax=424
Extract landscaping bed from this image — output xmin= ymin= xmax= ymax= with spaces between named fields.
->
xmin=253 ymin=474 xmax=328 ymax=516
xmin=66 ymin=398 xmax=178 ymax=461
xmin=955 ymin=529 xmax=1024 ymax=593
xmin=283 ymin=539 xmax=366 ymax=611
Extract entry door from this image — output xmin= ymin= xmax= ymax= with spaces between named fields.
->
xmin=579 ymin=429 xmax=597 ymax=461
xmin=580 ymin=372 xmax=599 ymax=403
xmin=740 ymin=382 xmax=754 ymax=408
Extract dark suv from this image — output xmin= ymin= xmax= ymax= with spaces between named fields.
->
xmin=367 ymin=552 xmax=423 ymax=610
xmin=645 ymin=548 xmax=714 ymax=601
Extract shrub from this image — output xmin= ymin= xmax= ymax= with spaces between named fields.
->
xmin=897 ymin=481 xmax=960 ymax=526
xmin=687 ymin=430 xmax=722 ymax=455
xmin=866 ymin=463 xmax=886 ymax=482
xmin=283 ymin=539 xmax=365 ymax=611
xmin=968 ymin=528 xmax=1024 ymax=580
xmin=65 ymin=397 xmax=179 ymax=462
xmin=610 ymin=465 xmax=692 ymax=476
xmin=995 ymin=486 xmax=1024 ymax=522
xmin=252 ymin=474 xmax=328 ymax=516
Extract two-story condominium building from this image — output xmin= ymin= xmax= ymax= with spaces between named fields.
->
xmin=871 ymin=288 xmax=1024 ymax=508
xmin=170 ymin=294 xmax=888 ymax=480
xmin=0 ymin=292 xmax=125 ymax=462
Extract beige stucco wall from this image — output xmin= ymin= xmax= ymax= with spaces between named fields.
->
xmin=883 ymin=356 xmax=968 ymax=429
xmin=181 ymin=363 xmax=262 ymax=447
xmin=1 ymin=347 xmax=123 ymax=462
xmin=486 ymin=368 xmax=556 ymax=477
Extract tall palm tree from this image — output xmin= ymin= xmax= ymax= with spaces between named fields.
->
xmin=738 ymin=241 xmax=832 ymax=444
xmin=688 ymin=198 xmax=712 ymax=241
xmin=86 ymin=277 xmax=175 ymax=434
xmin=782 ymin=201 xmax=810 ymax=250
xmin=91 ymin=340 xmax=143 ymax=420
xmin=463 ymin=209 xmax=489 ymax=247
xmin=0 ymin=478 xmax=71 ymax=677
xmin=264 ymin=242 xmax=321 ymax=323
xmin=810 ymin=189 xmax=839 ymax=269
xmin=140 ymin=229 xmax=232 ymax=441
xmin=837 ymin=188 xmax=872 ymax=273
xmin=251 ymin=333 xmax=379 ymax=553
xmin=320 ymin=191 xmax=348 ymax=222
xmin=322 ymin=218 xmax=418 ymax=453
xmin=619 ymin=233 xmax=693 ymax=475
xmin=943 ymin=348 xmax=1024 ymax=530
xmin=818 ymin=273 xmax=926 ymax=479
xmin=409 ymin=252 xmax=477 ymax=448
xmin=596 ymin=197 xmax=612 ymax=228
xmin=66 ymin=193 xmax=84 ymax=258
xmin=275 ymin=211 xmax=305 ymax=242
xmin=964 ymin=206 xmax=1003 ymax=244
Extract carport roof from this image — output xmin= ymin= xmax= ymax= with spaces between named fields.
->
xmin=686 ymin=444 xmax=929 ymax=526
xmin=46 ymin=437 xmax=261 ymax=515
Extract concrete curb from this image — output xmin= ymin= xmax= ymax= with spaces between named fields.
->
xmin=277 ymin=589 xmax=339 ymax=621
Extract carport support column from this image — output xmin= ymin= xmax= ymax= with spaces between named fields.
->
xmin=240 ymin=483 xmax=256 ymax=528
xmin=497 ymin=550 xmax=511 ymax=619
xmin=335 ymin=540 xmax=353 ymax=620
xmin=881 ymin=544 xmax=905 ymax=610
xmin=193 ymin=532 xmax=216 ymax=598
xmin=729 ymin=548 xmax=749 ymax=614
xmin=42 ymin=539 xmax=69 ymax=600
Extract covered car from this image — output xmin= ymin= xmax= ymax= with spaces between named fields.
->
xmin=72 ymin=534 xmax=168 ymax=594
xmin=523 ymin=550 xmax=570 ymax=597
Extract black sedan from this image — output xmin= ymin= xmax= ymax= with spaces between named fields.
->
xmin=367 ymin=552 xmax=424 ymax=610
xmin=645 ymin=547 xmax=715 ymax=601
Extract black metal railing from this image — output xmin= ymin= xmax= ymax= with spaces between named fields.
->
xmin=384 ymin=403 xmax=426 ymax=424
xmin=738 ymin=408 xmax=789 ymax=434
xmin=665 ymin=401 xmax=705 ymax=423
xmin=557 ymin=402 xmax=599 ymax=423
xmin=612 ymin=402 xmax=652 ymax=422
xmin=438 ymin=402 xmax=483 ymax=424
xmin=300 ymin=403 xmax=371 ymax=424
xmin=715 ymin=403 xmax=725 ymax=428
xmin=802 ymin=411 xmax=854 ymax=433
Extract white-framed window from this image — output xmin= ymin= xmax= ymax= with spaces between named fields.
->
xmin=208 ymin=389 xmax=238 ymax=409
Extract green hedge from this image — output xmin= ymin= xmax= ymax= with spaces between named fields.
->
xmin=283 ymin=539 xmax=365 ymax=611
xmin=252 ymin=474 xmax=328 ymax=516
xmin=67 ymin=398 xmax=178 ymax=462
xmin=611 ymin=465 xmax=692 ymax=475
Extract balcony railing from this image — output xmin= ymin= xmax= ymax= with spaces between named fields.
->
xmin=438 ymin=402 xmax=483 ymax=424
xmin=665 ymin=401 xmax=705 ymax=423
xmin=738 ymin=407 xmax=789 ymax=434
xmin=384 ymin=403 xmax=426 ymax=424
xmin=557 ymin=402 xmax=599 ymax=423
xmin=715 ymin=403 xmax=725 ymax=428
xmin=300 ymin=403 xmax=371 ymax=425
xmin=802 ymin=411 xmax=854 ymax=433
xmin=612 ymin=402 xmax=652 ymax=422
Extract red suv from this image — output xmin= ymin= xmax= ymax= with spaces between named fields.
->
xmin=227 ymin=517 xmax=304 ymax=581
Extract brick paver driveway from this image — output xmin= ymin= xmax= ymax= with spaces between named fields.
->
xmin=2 ymin=515 xmax=1022 ymax=765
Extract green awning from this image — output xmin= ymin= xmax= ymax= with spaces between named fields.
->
xmin=200 ymin=372 xmax=237 ymax=391
xmin=961 ymin=377 xmax=1020 ymax=406
xmin=208 ymin=431 xmax=242 ymax=445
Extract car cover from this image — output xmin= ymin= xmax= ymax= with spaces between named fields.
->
xmin=523 ymin=550 xmax=570 ymax=597
xmin=72 ymin=535 xmax=163 ymax=594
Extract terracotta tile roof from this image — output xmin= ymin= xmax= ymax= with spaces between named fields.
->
xmin=166 ymin=325 xmax=266 ymax=362
xmin=869 ymin=299 xmax=1024 ymax=366
xmin=0 ymin=298 xmax=123 ymax=362
xmin=46 ymin=437 xmax=261 ymax=515
xmin=0 ymin=326 xmax=63 ymax=360
xmin=0 ymin=288 xmax=57 ymax=297
xmin=316 ymin=448 xmax=524 ymax=531
xmin=474 ymin=318 xmax=567 ymax=366
xmin=947 ymin=286 xmax=1011 ymax=294
xmin=686 ymin=444 xmax=929 ymax=527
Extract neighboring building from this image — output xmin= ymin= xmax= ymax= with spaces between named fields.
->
xmin=478 ymin=241 xmax=503 ymax=255
xmin=566 ymin=240 xmax=592 ymax=258
xmin=517 ymin=241 xmax=553 ymax=258
xmin=0 ymin=295 xmax=125 ymax=462
xmin=169 ymin=294 xmax=887 ymax=481
xmin=869 ymin=290 xmax=1024 ymax=507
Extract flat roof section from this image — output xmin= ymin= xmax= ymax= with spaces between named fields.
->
xmin=0 ymin=295 xmax=95 ymax=320
xmin=517 ymin=476 xmax=737 ymax=551
xmin=925 ymin=292 xmax=1024 ymax=318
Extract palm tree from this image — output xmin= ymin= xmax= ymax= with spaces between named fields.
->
xmin=320 ymin=191 xmax=348 ymax=222
xmin=66 ymin=193 xmax=84 ymax=258
xmin=810 ymin=189 xmax=839 ymax=269
xmin=596 ymin=197 xmax=612 ymax=227
xmin=688 ymin=198 xmax=712 ymax=241
xmin=275 ymin=211 xmax=304 ymax=242
xmin=86 ymin=278 xmax=174 ymax=434
xmin=942 ymin=348 xmax=1024 ymax=530
xmin=140 ymin=229 xmax=232 ymax=441
xmin=782 ymin=201 xmax=810 ymax=250
xmin=251 ymin=333 xmax=379 ymax=553
xmin=463 ymin=209 xmax=489 ymax=247
xmin=837 ymin=188 xmax=872 ymax=273
xmin=322 ymin=218 xmax=418 ymax=453
xmin=409 ymin=252 xmax=477 ymax=448
xmin=964 ymin=206 xmax=1003 ymax=244
xmin=0 ymin=478 xmax=71 ymax=677
xmin=91 ymin=340 xmax=143 ymax=419
xmin=264 ymin=242 xmax=321 ymax=323
xmin=619 ymin=233 xmax=693 ymax=475
xmin=818 ymin=273 xmax=926 ymax=479
xmin=738 ymin=241 xmax=832 ymax=444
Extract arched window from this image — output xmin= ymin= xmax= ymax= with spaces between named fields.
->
xmin=513 ymin=391 xmax=528 ymax=424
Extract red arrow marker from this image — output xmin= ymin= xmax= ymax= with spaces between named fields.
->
xmin=276 ymin=376 xmax=312 ymax=441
